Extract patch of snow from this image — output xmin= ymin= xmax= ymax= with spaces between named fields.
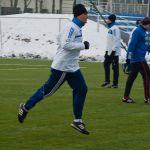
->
xmin=0 ymin=13 xmax=140 ymax=62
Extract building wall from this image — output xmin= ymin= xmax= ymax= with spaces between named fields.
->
xmin=0 ymin=0 xmax=61 ymax=13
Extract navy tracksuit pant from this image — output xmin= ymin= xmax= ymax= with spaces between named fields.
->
xmin=25 ymin=68 xmax=88 ymax=119
xmin=124 ymin=61 xmax=150 ymax=99
xmin=104 ymin=55 xmax=119 ymax=85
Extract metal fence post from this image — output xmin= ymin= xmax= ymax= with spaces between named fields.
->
xmin=97 ymin=15 xmax=99 ymax=32
xmin=0 ymin=19 xmax=2 ymax=51
xmin=97 ymin=0 xmax=100 ymax=32
xmin=59 ymin=18 xmax=61 ymax=32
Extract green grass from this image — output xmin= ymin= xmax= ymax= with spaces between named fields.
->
xmin=0 ymin=58 xmax=150 ymax=150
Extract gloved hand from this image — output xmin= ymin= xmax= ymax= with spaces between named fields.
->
xmin=84 ymin=41 xmax=90 ymax=49
xmin=126 ymin=59 xmax=130 ymax=64
xmin=110 ymin=51 xmax=115 ymax=59
xmin=122 ymin=59 xmax=131 ymax=75
xmin=106 ymin=51 xmax=115 ymax=62
xmin=104 ymin=51 xmax=108 ymax=58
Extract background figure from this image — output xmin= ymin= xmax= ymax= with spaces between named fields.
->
xmin=122 ymin=17 xmax=150 ymax=103
xmin=101 ymin=14 xmax=121 ymax=88
xmin=128 ymin=19 xmax=141 ymax=46
xmin=18 ymin=4 xmax=90 ymax=135
xmin=122 ymin=19 xmax=141 ymax=75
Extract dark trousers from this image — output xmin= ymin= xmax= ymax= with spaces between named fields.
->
xmin=104 ymin=55 xmax=119 ymax=85
xmin=25 ymin=68 xmax=88 ymax=119
xmin=124 ymin=61 xmax=150 ymax=99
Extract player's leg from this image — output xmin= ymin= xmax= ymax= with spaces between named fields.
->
xmin=138 ymin=61 xmax=150 ymax=103
xmin=66 ymin=70 xmax=89 ymax=135
xmin=101 ymin=55 xmax=112 ymax=87
xmin=112 ymin=56 xmax=119 ymax=88
xmin=122 ymin=63 xmax=138 ymax=103
xmin=18 ymin=68 xmax=66 ymax=123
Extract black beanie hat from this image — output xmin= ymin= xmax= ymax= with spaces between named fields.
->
xmin=108 ymin=14 xmax=116 ymax=22
xmin=73 ymin=4 xmax=87 ymax=17
xmin=141 ymin=17 xmax=150 ymax=25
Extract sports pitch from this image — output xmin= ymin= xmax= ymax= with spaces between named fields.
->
xmin=0 ymin=58 xmax=150 ymax=150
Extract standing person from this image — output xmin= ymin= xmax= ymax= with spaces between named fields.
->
xmin=18 ymin=4 xmax=90 ymax=135
xmin=101 ymin=14 xmax=121 ymax=88
xmin=122 ymin=17 xmax=150 ymax=103
xmin=128 ymin=19 xmax=141 ymax=46
xmin=122 ymin=20 xmax=141 ymax=75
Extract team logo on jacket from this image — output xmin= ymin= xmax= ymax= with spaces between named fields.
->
xmin=68 ymin=28 xmax=74 ymax=38
xmin=108 ymin=29 xmax=113 ymax=34
xmin=75 ymin=30 xmax=82 ymax=38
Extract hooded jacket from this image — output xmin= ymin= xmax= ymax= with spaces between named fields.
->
xmin=127 ymin=26 xmax=150 ymax=63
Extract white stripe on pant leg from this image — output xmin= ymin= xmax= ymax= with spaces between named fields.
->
xmin=44 ymin=72 xmax=66 ymax=97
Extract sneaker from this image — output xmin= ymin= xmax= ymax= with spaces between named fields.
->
xmin=122 ymin=97 xmax=135 ymax=103
xmin=101 ymin=81 xmax=111 ymax=88
xmin=111 ymin=84 xmax=118 ymax=88
xmin=71 ymin=121 xmax=90 ymax=135
xmin=144 ymin=98 xmax=150 ymax=104
xmin=18 ymin=103 xmax=28 ymax=123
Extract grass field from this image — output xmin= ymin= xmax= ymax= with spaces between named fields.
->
xmin=0 ymin=58 xmax=150 ymax=150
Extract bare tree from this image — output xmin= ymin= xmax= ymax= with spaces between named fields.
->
xmin=10 ymin=0 xmax=13 ymax=7
xmin=52 ymin=0 xmax=55 ymax=13
xmin=73 ymin=0 xmax=76 ymax=7
xmin=35 ymin=0 xmax=45 ymax=13
xmin=24 ymin=0 xmax=32 ymax=9
xmin=59 ymin=0 xmax=62 ymax=14
xmin=13 ymin=0 xmax=18 ymax=8
xmin=24 ymin=0 xmax=32 ymax=11
xmin=10 ymin=0 xmax=19 ymax=8
xmin=35 ymin=0 xmax=38 ymax=12
xmin=40 ymin=0 xmax=43 ymax=12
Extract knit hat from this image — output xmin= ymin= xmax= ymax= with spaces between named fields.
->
xmin=141 ymin=17 xmax=150 ymax=25
xmin=108 ymin=14 xmax=116 ymax=22
xmin=73 ymin=4 xmax=87 ymax=17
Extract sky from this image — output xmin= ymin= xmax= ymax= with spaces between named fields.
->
xmin=0 ymin=13 xmax=130 ymax=62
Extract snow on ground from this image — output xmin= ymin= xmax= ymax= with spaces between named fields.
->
xmin=0 ymin=13 xmax=130 ymax=62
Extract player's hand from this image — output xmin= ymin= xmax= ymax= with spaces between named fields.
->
xmin=84 ymin=41 xmax=90 ymax=49
xmin=126 ymin=59 xmax=130 ymax=64
xmin=110 ymin=51 xmax=115 ymax=58
xmin=104 ymin=51 xmax=108 ymax=58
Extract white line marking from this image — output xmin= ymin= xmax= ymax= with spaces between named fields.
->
xmin=0 ymin=66 xmax=87 ymax=71
xmin=0 ymin=64 xmax=49 ymax=66
xmin=0 ymin=68 xmax=48 ymax=71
